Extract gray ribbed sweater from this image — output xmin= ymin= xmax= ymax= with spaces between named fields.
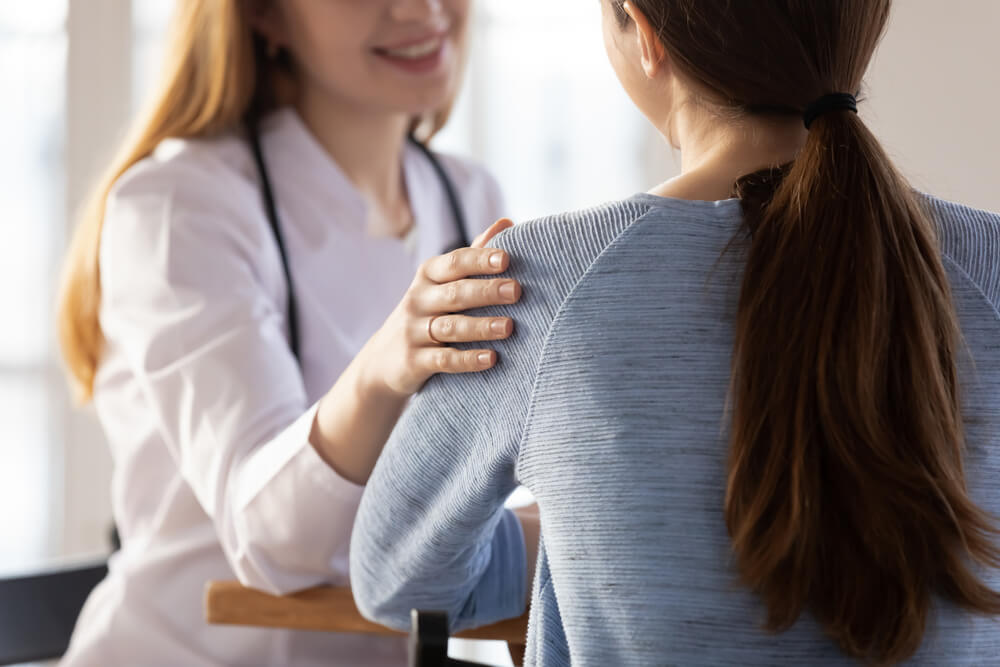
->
xmin=350 ymin=193 xmax=1000 ymax=666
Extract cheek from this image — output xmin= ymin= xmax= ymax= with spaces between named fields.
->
xmin=444 ymin=0 xmax=471 ymax=55
xmin=447 ymin=0 xmax=471 ymax=30
xmin=282 ymin=0 xmax=467 ymax=113
xmin=283 ymin=1 xmax=375 ymax=84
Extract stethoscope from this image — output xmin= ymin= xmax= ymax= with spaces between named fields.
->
xmin=246 ymin=120 xmax=470 ymax=364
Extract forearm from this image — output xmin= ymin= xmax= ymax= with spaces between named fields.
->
xmin=309 ymin=346 xmax=409 ymax=486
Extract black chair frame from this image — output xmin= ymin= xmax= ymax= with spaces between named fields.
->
xmin=409 ymin=610 xmax=504 ymax=667
xmin=0 ymin=560 xmax=107 ymax=665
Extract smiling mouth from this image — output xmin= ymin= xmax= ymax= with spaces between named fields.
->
xmin=375 ymin=36 xmax=445 ymax=60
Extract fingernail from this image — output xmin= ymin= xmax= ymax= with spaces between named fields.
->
xmin=490 ymin=252 xmax=504 ymax=269
xmin=491 ymin=319 xmax=509 ymax=336
xmin=499 ymin=282 xmax=517 ymax=301
xmin=478 ymin=352 xmax=493 ymax=366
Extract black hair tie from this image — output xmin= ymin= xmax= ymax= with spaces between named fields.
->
xmin=803 ymin=92 xmax=858 ymax=129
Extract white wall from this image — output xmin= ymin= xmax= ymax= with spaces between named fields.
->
xmin=864 ymin=0 xmax=1000 ymax=212
xmin=59 ymin=0 xmax=131 ymax=558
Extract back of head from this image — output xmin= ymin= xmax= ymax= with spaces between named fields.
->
xmin=617 ymin=0 xmax=1000 ymax=662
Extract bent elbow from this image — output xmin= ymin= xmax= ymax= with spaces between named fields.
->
xmin=350 ymin=566 xmax=415 ymax=632
xmin=229 ymin=547 xmax=305 ymax=596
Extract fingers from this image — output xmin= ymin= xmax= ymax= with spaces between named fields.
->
xmin=414 ymin=347 xmax=497 ymax=374
xmin=471 ymin=218 xmax=514 ymax=249
xmin=421 ymin=246 xmax=510 ymax=284
xmin=422 ymin=314 xmax=514 ymax=345
xmin=412 ymin=278 xmax=522 ymax=314
xmin=397 ymin=219 xmax=517 ymax=383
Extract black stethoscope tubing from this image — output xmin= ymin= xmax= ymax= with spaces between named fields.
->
xmin=246 ymin=122 xmax=470 ymax=365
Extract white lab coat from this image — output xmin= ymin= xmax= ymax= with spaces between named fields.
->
xmin=62 ymin=108 xmax=505 ymax=667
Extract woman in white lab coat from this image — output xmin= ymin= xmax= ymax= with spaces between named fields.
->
xmin=55 ymin=1 xmax=523 ymax=665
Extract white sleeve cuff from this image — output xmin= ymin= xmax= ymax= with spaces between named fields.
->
xmin=228 ymin=402 xmax=367 ymax=594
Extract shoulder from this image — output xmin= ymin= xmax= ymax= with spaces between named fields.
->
xmin=109 ymin=130 xmax=258 ymax=215
xmin=923 ymin=193 xmax=1000 ymax=246
xmin=921 ymin=193 xmax=1000 ymax=307
xmin=104 ymin=131 xmax=268 ymax=264
xmin=100 ymin=132 xmax=276 ymax=301
xmin=487 ymin=198 xmax=654 ymax=281
xmin=452 ymin=199 xmax=655 ymax=350
xmin=425 ymin=200 xmax=656 ymax=451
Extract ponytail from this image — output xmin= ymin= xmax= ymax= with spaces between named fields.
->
xmin=726 ymin=108 xmax=1000 ymax=662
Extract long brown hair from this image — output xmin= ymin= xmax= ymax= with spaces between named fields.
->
xmin=57 ymin=0 xmax=457 ymax=401
xmin=617 ymin=0 xmax=1000 ymax=662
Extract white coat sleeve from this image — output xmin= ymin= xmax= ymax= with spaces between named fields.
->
xmin=98 ymin=161 xmax=362 ymax=595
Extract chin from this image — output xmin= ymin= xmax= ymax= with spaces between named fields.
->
xmin=388 ymin=83 xmax=457 ymax=117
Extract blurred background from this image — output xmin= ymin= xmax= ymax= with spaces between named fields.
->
xmin=0 ymin=0 xmax=998 ymax=663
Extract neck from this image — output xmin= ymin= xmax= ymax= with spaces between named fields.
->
xmin=295 ymin=84 xmax=413 ymax=235
xmin=652 ymin=101 xmax=808 ymax=201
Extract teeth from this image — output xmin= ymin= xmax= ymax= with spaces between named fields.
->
xmin=383 ymin=38 xmax=442 ymax=59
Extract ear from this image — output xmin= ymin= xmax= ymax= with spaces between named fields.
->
xmin=623 ymin=1 xmax=666 ymax=79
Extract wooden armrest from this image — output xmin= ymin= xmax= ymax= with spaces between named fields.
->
xmin=204 ymin=581 xmax=529 ymax=644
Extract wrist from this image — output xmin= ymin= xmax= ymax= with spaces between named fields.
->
xmin=308 ymin=341 xmax=413 ymax=485
xmin=354 ymin=341 xmax=410 ymax=403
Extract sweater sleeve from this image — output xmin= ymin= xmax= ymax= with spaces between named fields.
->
xmin=348 ymin=225 xmax=555 ymax=632
xmin=347 ymin=340 xmax=532 ymax=631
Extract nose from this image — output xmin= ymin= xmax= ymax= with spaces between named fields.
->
xmin=389 ymin=0 xmax=445 ymax=23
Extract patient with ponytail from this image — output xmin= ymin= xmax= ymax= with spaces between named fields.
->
xmin=350 ymin=1 xmax=1000 ymax=664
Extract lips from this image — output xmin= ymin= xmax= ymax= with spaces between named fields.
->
xmin=372 ymin=34 xmax=450 ymax=75
xmin=376 ymin=36 xmax=444 ymax=60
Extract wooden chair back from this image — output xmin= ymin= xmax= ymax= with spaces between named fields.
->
xmin=204 ymin=581 xmax=528 ymax=666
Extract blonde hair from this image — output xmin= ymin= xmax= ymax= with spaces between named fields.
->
xmin=57 ymin=0 xmax=456 ymax=402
